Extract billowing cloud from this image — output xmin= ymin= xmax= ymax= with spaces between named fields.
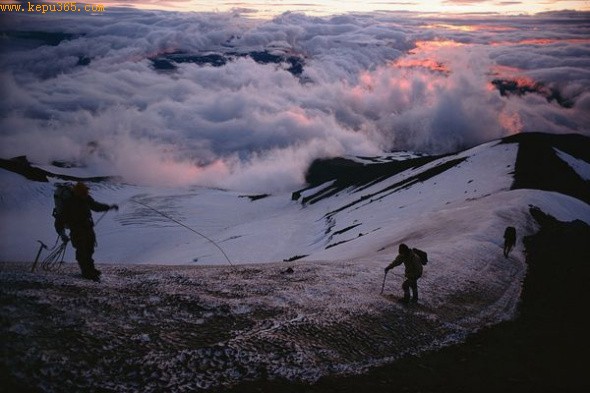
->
xmin=0 ymin=8 xmax=588 ymax=191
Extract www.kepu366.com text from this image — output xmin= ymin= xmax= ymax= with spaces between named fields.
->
xmin=0 ymin=2 xmax=106 ymax=13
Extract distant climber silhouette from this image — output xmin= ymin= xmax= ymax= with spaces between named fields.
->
xmin=503 ymin=226 xmax=517 ymax=258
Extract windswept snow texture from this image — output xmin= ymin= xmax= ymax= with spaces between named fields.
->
xmin=2 ymin=139 xmax=590 ymax=390
xmin=0 ymin=261 xmax=490 ymax=391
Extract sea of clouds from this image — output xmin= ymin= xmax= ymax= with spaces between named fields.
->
xmin=1 ymin=7 xmax=589 ymax=191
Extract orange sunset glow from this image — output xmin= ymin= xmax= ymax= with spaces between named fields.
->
xmin=500 ymin=38 xmax=590 ymax=46
xmin=29 ymin=0 xmax=590 ymax=17
xmin=424 ymin=23 xmax=517 ymax=32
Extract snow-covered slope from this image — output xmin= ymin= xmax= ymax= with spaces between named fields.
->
xmin=1 ymin=134 xmax=588 ymax=266
xmin=1 ymin=133 xmax=589 ymax=390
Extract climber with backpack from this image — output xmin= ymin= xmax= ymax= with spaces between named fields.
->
xmin=383 ymin=243 xmax=427 ymax=303
xmin=503 ymin=226 xmax=517 ymax=258
xmin=53 ymin=182 xmax=118 ymax=281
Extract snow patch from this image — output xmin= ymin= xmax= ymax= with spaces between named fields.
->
xmin=555 ymin=148 xmax=590 ymax=181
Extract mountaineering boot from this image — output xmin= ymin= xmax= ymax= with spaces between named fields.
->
xmin=80 ymin=266 xmax=101 ymax=282
xmin=82 ymin=271 xmax=100 ymax=282
xmin=91 ymin=269 xmax=102 ymax=282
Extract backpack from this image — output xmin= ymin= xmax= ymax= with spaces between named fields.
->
xmin=53 ymin=183 xmax=74 ymax=227
xmin=413 ymin=248 xmax=428 ymax=265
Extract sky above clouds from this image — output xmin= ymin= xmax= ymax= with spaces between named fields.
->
xmin=0 ymin=4 xmax=589 ymax=191
xmin=92 ymin=0 xmax=590 ymax=17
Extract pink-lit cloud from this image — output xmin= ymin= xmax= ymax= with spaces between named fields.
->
xmin=0 ymin=8 xmax=588 ymax=191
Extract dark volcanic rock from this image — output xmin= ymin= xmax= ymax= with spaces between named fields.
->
xmin=491 ymin=79 xmax=574 ymax=108
xmin=299 ymin=155 xmax=443 ymax=205
xmin=503 ymin=132 xmax=590 ymax=204
xmin=1 ymin=30 xmax=77 ymax=46
xmin=0 ymin=155 xmax=114 ymax=183
xmin=0 ymin=156 xmax=48 ymax=182
xmin=299 ymin=154 xmax=463 ymax=210
xmin=150 ymin=50 xmax=305 ymax=77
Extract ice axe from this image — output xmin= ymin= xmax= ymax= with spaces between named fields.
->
xmin=31 ymin=240 xmax=48 ymax=272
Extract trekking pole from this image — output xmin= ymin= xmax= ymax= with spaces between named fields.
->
xmin=31 ymin=240 xmax=48 ymax=272
xmin=380 ymin=270 xmax=388 ymax=294
xmin=94 ymin=210 xmax=109 ymax=227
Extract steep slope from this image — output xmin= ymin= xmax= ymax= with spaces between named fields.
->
xmin=1 ymin=133 xmax=590 ymax=392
